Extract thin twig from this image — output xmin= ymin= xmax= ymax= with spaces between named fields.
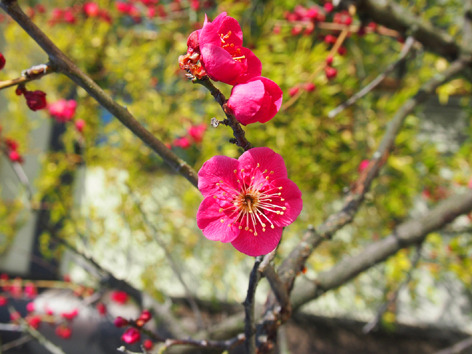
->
xmin=126 ymin=184 xmax=205 ymax=330
xmin=8 ymin=306 xmax=66 ymax=354
xmin=162 ymin=333 xmax=245 ymax=351
xmin=328 ymin=36 xmax=415 ymax=118
xmin=362 ymin=244 xmax=423 ymax=334
xmin=194 ymin=77 xmax=253 ymax=151
xmin=1 ymin=334 xmax=33 ymax=351
xmin=243 ymin=256 xmax=263 ymax=354
xmin=0 ymin=63 xmax=54 ymax=90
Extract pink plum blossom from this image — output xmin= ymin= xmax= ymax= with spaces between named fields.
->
xmin=196 ymin=147 xmax=302 ymax=256
xmin=121 ymin=327 xmax=141 ymax=344
xmin=48 ymin=99 xmax=77 ymax=122
xmin=227 ymin=76 xmax=283 ymax=125
xmin=188 ymin=124 xmax=206 ymax=143
xmin=173 ymin=136 xmax=191 ymax=149
xmin=198 ymin=12 xmax=262 ymax=85
xmin=358 ymin=159 xmax=370 ymax=173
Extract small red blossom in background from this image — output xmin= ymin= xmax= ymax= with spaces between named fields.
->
xmin=24 ymin=283 xmax=37 ymax=298
xmin=227 ymin=77 xmax=283 ymax=125
xmin=111 ymin=290 xmax=129 ymax=304
xmin=83 ymin=2 xmax=100 ymax=17
xmin=75 ymin=119 xmax=86 ymax=133
xmin=24 ymin=90 xmax=47 ymax=111
xmin=55 ymin=325 xmax=72 ymax=339
xmin=96 ymin=302 xmax=107 ymax=315
xmin=121 ymin=327 xmax=141 ymax=344
xmin=3 ymin=138 xmax=24 ymax=164
xmin=198 ymin=12 xmax=262 ymax=85
xmin=288 ymin=86 xmax=299 ymax=97
xmin=48 ymin=99 xmax=77 ymax=122
xmin=10 ymin=311 xmax=21 ymax=322
xmin=324 ymin=34 xmax=337 ymax=45
xmin=197 ymin=147 xmax=303 ymax=256
xmin=8 ymin=150 xmax=23 ymax=163
xmin=138 ymin=309 xmax=152 ymax=323
xmin=188 ymin=123 xmax=206 ymax=143
xmin=304 ymin=82 xmax=316 ymax=92
xmin=61 ymin=308 xmax=79 ymax=321
xmin=16 ymin=86 xmax=47 ymax=111
xmin=143 ymin=339 xmax=154 ymax=350
xmin=0 ymin=296 xmax=6 ymax=306
xmin=173 ymin=136 xmax=191 ymax=149
xmin=0 ymin=52 xmax=5 ymax=70
xmin=358 ymin=159 xmax=370 ymax=173
xmin=26 ymin=315 xmax=42 ymax=329
xmin=114 ymin=316 xmax=128 ymax=328
xmin=26 ymin=302 xmax=35 ymax=312
xmin=49 ymin=7 xmax=77 ymax=25
xmin=325 ymin=66 xmax=337 ymax=80
xmin=324 ymin=2 xmax=334 ymax=13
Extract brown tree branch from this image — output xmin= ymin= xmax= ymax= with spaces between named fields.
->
xmin=347 ymin=0 xmax=461 ymax=61
xmin=0 ymin=0 xmax=198 ymax=188
xmin=291 ymin=191 xmax=472 ymax=309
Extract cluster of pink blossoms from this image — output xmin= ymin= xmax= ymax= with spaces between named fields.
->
xmin=114 ymin=309 xmax=154 ymax=349
xmin=181 ymin=12 xmax=283 ymax=125
xmin=181 ymin=13 xmax=303 ymax=256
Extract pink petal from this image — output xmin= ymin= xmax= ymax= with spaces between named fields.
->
xmin=198 ymin=155 xmax=239 ymax=197
xmin=197 ymin=196 xmax=240 ymax=243
xmin=238 ymin=147 xmax=288 ymax=180
xmin=234 ymin=48 xmax=262 ymax=84
xmin=228 ymin=77 xmax=283 ymax=124
xmin=201 ymin=44 xmax=243 ymax=84
xmin=227 ymin=79 xmax=265 ymax=124
xmin=231 ymin=227 xmax=283 ymax=256
xmin=199 ymin=21 xmax=220 ymax=47
xmin=216 ymin=16 xmax=243 ymax=47
xmin=209 ymin=12 xmax=226 ymax=28
xmin=270 ymin=178 xmax=303 ymax=227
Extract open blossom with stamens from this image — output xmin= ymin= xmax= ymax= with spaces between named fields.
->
xmin=198 ymin=12 xmax=262 ymax=85
xmin=197 ymin=147 xmax=302 ymax=256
